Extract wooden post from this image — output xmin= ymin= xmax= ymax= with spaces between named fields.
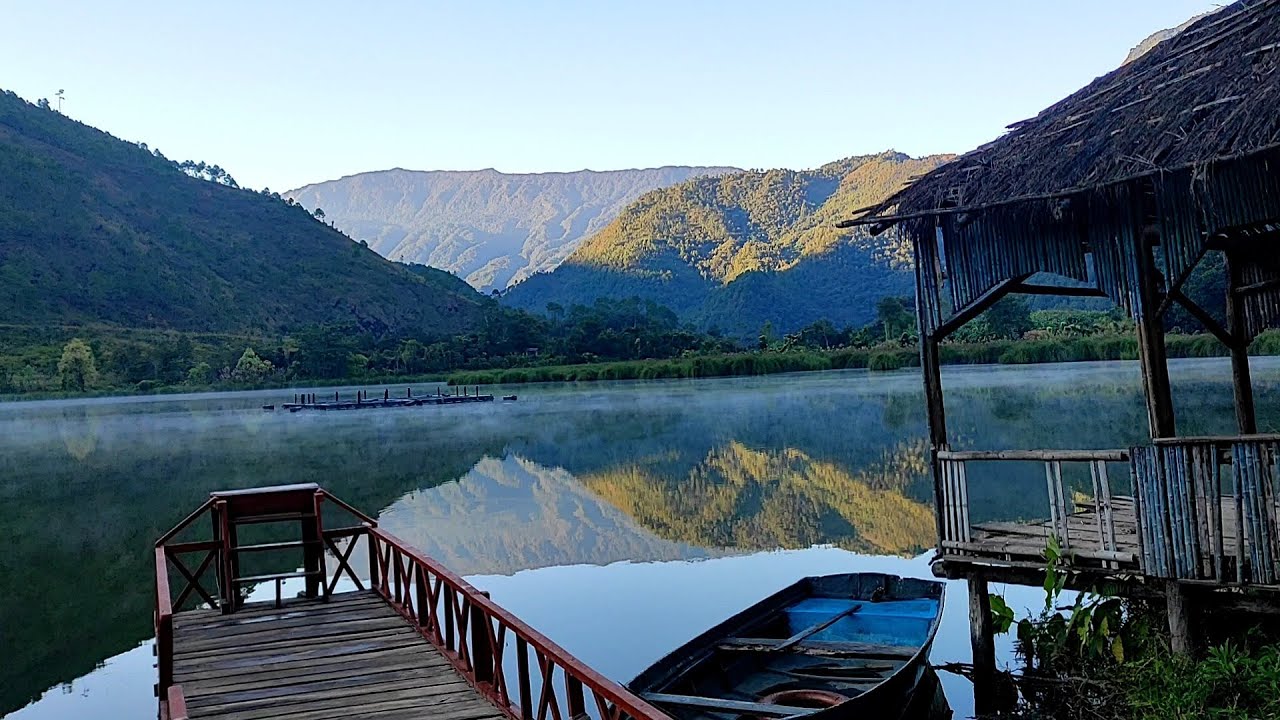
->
xmin=471 ymin=592 xmax=494 ymax=685
xmin=366 ymin=525 xmax=380 ymax=595
xmin=911 ymin=221 xmax=949 ymax=551
xmin=1225 ymin=251 xmax=1257 ymax=434
xmin=304 ymin=492 xmax=323 ymax=599
xmin=1132 ymin=231 xmax=1176 ymax=440
xmin=1133 ymin=226 xmax=1194 ymax=653
xmin=968 ymin=574 xmax=997 ymax=715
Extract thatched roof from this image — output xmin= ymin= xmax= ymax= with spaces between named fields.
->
xmin=851 ymin=0 xmax=1280 ymax=221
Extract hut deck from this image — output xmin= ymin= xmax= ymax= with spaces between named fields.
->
xmin=171 ymin=590 xmax=504 ymax=720
xmin=950 ymin=495 xmax=1261 ymax=575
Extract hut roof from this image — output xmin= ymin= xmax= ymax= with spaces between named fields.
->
xmin=855 ymin=0 xmax=1280 ymax=220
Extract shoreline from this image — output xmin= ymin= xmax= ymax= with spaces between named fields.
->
xmin=6 ymin=331 xmax=1274 ymax=402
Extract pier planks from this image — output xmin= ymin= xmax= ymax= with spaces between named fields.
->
xmin=172 ymin=591 xmax=505 ymax=720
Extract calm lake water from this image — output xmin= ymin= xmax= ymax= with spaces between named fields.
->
xmin=3 ymin=358 xmax=1277 ymax=720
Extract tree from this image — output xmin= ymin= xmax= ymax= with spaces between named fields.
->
xmin=984 ymin=295 xmax=1033 ymax=340
xmin=36 ymin=97 xmax=51 ymax=110
xmin=231 ymin=348 xmax=273 ymax=382
xmin=876 ymin=296 xmax=914 ymax=342
xmin=758 ymin=320 xmax=775 ymax=351
xmin=313 ymin=208 xmax=326 ymax=221
xmin=187 ymin=362 xmax=214 ymax=385
xmin=57 ymin=338 xmax=99 ymax=391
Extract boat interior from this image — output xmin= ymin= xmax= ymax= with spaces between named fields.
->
xmin=638 ymin=576 xmax=943 ymax=720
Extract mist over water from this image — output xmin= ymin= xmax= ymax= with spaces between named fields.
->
xmin=3 ymin=358 xmax=1277 ymax=720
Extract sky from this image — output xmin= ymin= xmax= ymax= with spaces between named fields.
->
xmin=1 ymin=1 xmax=1219 ymax=191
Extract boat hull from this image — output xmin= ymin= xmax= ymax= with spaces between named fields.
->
xmin=628 ymin=573 xmax=945 ymax=720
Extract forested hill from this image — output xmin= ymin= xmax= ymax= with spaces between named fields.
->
xmin=502 ymin=152 xmax=951 ymax=336
xmin=285 ymin=166 xmax=735 ymax=292
xmin=0 ymin=90 xmax=486 ymax=338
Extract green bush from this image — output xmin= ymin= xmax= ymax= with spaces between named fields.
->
xmin=868 ymin=351 xmax=907 ymax=371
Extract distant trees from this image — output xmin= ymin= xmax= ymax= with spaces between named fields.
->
xmin=177 ymin=160 xmax=239 ymax=188
xmin=231 ymin=348 xmax=273 ymax=382
xmin=984 ymin=296 xmax=1033 ymax=340
xmin=57 ymin=339 xmax=99 ymax=391
xmin=875 ymin=297 xmax=914 ymax=342
xmin=313 ymin=208 xmax=326 ymax=221
xmin=187 ymin=362 xmax=214 ymax=385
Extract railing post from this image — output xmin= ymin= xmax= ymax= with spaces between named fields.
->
xmin=214 ymin=500 xmax=235 ymax=613
xmin=415 ymin=564 xmax=430 ymax=632
xmin=567 ymin=676 xmax=587 ymax=720
xmin=156 ymin=616 xmax=172 ymax=690
xmin=472 ymin=592 xmax=494 ymax=685
xmin=516 ymin=637 xmax=533 ymax=720
xmin=306 ymin=491 xmax=324 ymax=600
xmin=365 ymin=524 xmax=380 ymax=597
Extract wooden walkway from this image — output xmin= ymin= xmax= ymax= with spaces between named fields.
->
xmin=171 ymin=591 xmax=505 ymax=720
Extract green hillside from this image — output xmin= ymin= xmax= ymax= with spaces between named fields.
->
xmin=285 ymin=165 xmax=735 ymax=291
xmin=0 ymin=89 xmax=486 ymax=338
xmin=502 ymin=152 xmax=950 ymax=335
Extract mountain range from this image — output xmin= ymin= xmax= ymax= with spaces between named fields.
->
xmin=0 ymin=89 xmax=488 ymax=339
xmin=502 ymin=152 xmax=950 ymax=336
xmin=286 ymin=166 xmax=734 ymax=292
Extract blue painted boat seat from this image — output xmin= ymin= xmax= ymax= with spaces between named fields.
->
xmin=783 ymin=598 xmax=939 ymax=648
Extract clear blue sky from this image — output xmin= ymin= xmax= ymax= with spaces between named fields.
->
xmin=2 ymin=0 xmax=1217 ymax=191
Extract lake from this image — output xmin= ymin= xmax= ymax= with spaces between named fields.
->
xmin=3 ymin=358 xmax=1277 ymax=720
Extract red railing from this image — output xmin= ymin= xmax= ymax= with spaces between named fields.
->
xmin=364 ymin=526 xmax=668 ymax=720
xmin=154 ymin=486 xmax=667 ymax=720
xmin=154 ymin=547 xmax=190 ymax=720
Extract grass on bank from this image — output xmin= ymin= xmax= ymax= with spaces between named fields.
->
xmin=446 ymin=331 xmax=1280 ymax=386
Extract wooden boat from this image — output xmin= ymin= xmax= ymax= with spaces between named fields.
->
xmin=628 ymin=573 xmax=945 ymax=720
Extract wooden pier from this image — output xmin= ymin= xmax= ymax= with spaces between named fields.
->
xmin=155 ymin=484 xmax=667 ymax=720
xmin=279 ymin=387 xmax=498 ymax=413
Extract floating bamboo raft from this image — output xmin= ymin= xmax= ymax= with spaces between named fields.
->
xmin=277 ymin=387 xmax=498 ymax=412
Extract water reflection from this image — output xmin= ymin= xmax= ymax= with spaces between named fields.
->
xmin=3 ymin=359 xmax=1278 ymax=719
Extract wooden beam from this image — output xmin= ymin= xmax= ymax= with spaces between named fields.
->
xmin=1170 ymin=289 xmax=1236 ymax=348
xmin=938 ymin=448 xmax=1128 ymax=462
xmin=933 ymin=277 xmax=1024 ymax=341
xmin=1234 ymin=277 xmax=1280 ymax=296
xmin=1014 ymin=282 xmax=1107 ymax=298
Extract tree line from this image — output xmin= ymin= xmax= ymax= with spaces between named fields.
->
xmin=4 ymin=286 xmax=1259 ymax=397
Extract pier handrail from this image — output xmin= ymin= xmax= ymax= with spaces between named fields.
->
xmin=365 ymin=525 xmax=671 ymax=720
xmin=154 ymin=548 xmax=193 ymax=720
xmin=155 ymin=547 xmax=173 ymax=692
xmin=318 ymin=488 xmax=377 ymax=525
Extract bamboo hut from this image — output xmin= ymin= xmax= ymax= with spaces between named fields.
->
xmin=839 ymin=0 xmax=1280 ymax=698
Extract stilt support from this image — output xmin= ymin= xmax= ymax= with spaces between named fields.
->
xmin=1165 ymin=580 xmax=1195 ymax=655
xmin=968 ymin=574 xmax=997 ymax=715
